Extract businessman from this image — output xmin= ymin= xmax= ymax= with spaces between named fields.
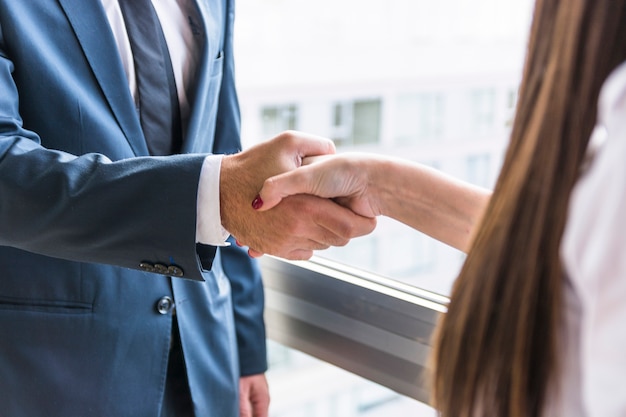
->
xmin=0 ymin=1 xmax=374 ymax=416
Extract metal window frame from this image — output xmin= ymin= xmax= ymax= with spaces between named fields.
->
xmin=260 ymin=256 xmax=449 ymax=405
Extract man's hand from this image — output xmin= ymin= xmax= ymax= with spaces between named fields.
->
xmin=220 ymin=132 xmax=376 ymax=260
xmin=239 ymin=374 xmax=270 ymax=417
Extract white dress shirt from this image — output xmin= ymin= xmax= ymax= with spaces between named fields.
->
xmin=100 ymin=0 xmax=228 ymax=246
xmin=554 ymin=61 xmax=626 ymax=416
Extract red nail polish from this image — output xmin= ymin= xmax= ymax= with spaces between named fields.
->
xmin=252 ymin=195 xmax=264 ymax=210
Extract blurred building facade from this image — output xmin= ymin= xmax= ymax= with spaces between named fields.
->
xmin=234 ymin=0 xmax=533 ymax=414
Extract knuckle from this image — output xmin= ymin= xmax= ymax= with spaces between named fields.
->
xmin=277 ymin=130 xmax=297 ymax=146
xmin=336 ymin=221 xmax=356 ymax=239
xmin=265 ymin=175 xmax=286 ymax=196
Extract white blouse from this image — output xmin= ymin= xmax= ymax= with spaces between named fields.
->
xmin=557 ymin=61 xmax=626 ymax=416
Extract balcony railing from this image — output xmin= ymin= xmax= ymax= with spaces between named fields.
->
xmin=260 ymin=256 xmax=449 ymax=404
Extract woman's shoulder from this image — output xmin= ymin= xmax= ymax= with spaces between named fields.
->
xmin=562 ymin=60 xmax=626 ymax=282
xmin=598 ymin=61 xmax=626 ymax=127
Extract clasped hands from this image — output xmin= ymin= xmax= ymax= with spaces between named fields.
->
xmin=220 ymin=131 xmax=378 ymax=259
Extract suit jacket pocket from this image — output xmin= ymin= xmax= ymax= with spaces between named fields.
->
xmin=0 ymin=296 xmax=92 ymax=314
xmin=0 ymin=248 xmax=93 ymax=314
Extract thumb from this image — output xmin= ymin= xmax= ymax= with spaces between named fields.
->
xmin=253 ymin=168 xmax=316 ymax=211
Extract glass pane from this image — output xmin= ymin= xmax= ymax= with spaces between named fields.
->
xmin=235 ymin=0 xmax=534 ymax=296
xmin=352 ymin=99 xmax=381 ymax=145
xmin=267 ymin=341 xmax=436 ymax=417
xmin=395 ymin=93 xmax=444 ymax=145
xmin=262 ymin=105 xmax=298 ymax=138
xmin=468 ymin=88 xmax=496 ymax=135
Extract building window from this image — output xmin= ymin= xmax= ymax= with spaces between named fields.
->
xmin=466 ymin=153 xmax=491 ymax=188
xmin=261 ymin=104 xmax=298 ymax=137
xmin=505 ymin=88 xmax=519 ymax=127
xmin=394 ymin=93 xmax=444 ymax=145
xmin=332 ymin=99 xmax=381 ymax=147
xmin=235 ymin=0 xmax=534 ymax=414
xmin=323 ymin=216 xmax=436 ymax=285
xmin=267 ymin=341 xmax=434 ymax=417
xmin=469 ymin=89 xmax=496 ymax=135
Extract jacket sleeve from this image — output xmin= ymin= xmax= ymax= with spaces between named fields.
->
xmin=211 ymin=0 xmax=268 ymax=376
xmin=0 ymin=28 xmax=212 ymax=282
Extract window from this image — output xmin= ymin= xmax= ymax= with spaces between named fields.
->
xmin=323 ymin=217 xmax=437 ymax=283
xmin=332 ymin=99 xmax=382 ymax=147
xmin=261 ymin=256 xmax=446 ymax=416
xmin=394 ymin=93 xmax=444 ymax=145
xmin=466 ymin=153 xmax=492 ymax=188
xmin=235 ymin=0 xmax=534 ymax=414
xmin=261 ymin=104 xmax=298 ymax=138
xmin=505 ymin=88 xmax=519 ymax=127
xmin=267 ymin=341 xmax=434 ymax=417
xmin=468 ymin=88 xmax=496 ymax=135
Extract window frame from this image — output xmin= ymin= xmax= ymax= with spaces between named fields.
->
xmin=260 ymin=256 xmax=448 ymax=405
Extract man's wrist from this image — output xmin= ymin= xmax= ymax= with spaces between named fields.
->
xmin=219 ymin=152 xmax=260 ymax=240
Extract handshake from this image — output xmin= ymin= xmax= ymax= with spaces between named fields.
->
xmin=219 ymin=130 xmax=490 ymax=258
xmin=219 ymin=130 xmax=381 ymax=260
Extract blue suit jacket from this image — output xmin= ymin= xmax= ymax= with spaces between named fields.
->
xmin=0 ymin=1 xmax=266 ymax=416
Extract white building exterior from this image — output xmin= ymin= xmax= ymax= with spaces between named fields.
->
xmin=234 ymin=0 xmax=533 ymax=414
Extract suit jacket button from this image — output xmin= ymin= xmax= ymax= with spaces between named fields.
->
xmin=154 ymin=263 xmax=169 ymax=275
xmin=156 ymin=296 xmax=174 ymax=315
xmin=139 ymin=262 xmax=156 ymax=273
xmin=168 ymin=265 xmax=184 ymax=277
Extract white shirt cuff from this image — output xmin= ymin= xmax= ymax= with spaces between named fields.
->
xmin=196 ymin=155 xmax=231 ymax=246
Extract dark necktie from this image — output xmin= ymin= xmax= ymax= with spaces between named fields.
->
xmin=118 ymin=0 xmax=182 ymax=156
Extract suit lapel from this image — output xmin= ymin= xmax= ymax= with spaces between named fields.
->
xmin=182 ymin=0 xmax=214 ymax=154
xmin=57 ymin=0 xmax=149 ymax=156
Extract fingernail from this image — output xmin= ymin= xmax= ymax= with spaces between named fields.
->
xmin=235 ymin=240 xmax=242 ymax=247
xmin=251 ymin=195 xmax=264 ymax=210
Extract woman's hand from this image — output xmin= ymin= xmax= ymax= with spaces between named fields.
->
xmin=254 ymin=153 xmax=383 ymax=219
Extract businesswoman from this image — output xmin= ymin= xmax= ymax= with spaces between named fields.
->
xmin=252 ymin=0 xmax=626 ymax=415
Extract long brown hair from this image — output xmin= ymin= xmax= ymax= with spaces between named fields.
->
xmin=431 ymin=1 xmax=626 ymax=416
